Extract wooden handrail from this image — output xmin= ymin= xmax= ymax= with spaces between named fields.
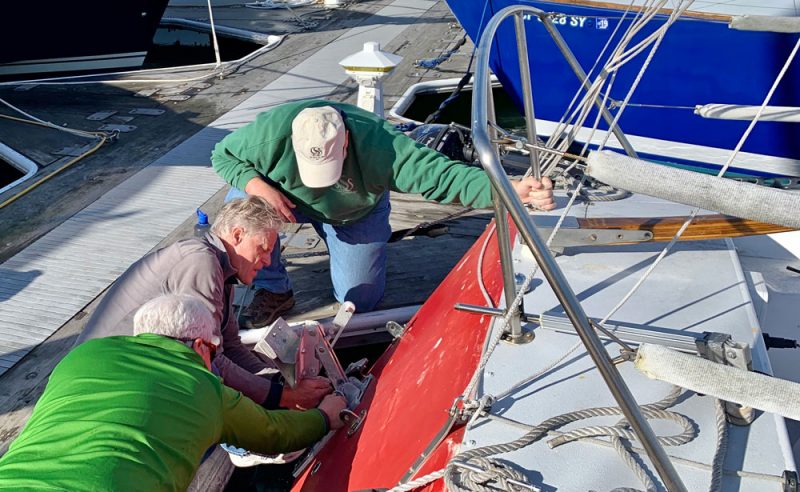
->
xmin=577 ymin=215 xmax=795 ymax=242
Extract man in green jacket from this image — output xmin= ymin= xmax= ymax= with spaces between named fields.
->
xmin=0 ymin=294 xmax=345 ymax=491
xmin=213 ymin=99 xmax=555 ymax=328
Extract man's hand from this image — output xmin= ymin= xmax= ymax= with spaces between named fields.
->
xmin=513 ymin=176 xmax=555 ymax=211
xmin=279 ymin=376 xmax=333 ymax=410
xmin=318 ymin=394 xmax=348 ymax=430
xmin=245 ymin=177 xmax=297 ymax=222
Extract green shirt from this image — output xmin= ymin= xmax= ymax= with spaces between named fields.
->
xmin=211 ymin=100 xmax=493 ymax=225
xmin=0 ymin=335 xmax=326 ymax=491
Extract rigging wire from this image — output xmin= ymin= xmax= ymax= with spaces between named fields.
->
xmin=597 ymin=33 xmax=800 ymax=326
xmin=427 ymin=6 xmax=800 ymax=492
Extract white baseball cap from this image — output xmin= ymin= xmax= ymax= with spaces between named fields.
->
xmin=291 ymin=106 xmax=347 ymax=188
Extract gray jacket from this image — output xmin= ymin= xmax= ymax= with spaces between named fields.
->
xmin=78 ymin=233 xmax=278 ymax=405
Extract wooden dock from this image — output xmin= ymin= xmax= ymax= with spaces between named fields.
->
xmin=0 ymin=1 xmax=496 ymax=489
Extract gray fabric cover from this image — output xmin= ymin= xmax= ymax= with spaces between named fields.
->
xmin=586 ymin=150 xmax=800 ymax=229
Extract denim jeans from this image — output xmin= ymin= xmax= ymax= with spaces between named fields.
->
xmin=225 ymin=188 xmax=391 ymax=311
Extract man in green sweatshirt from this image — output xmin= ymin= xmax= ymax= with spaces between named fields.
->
xmin=0 ymin=294 xmax=345 ymax=491
xmin=212 ymin=99 xmax=555 ymax=328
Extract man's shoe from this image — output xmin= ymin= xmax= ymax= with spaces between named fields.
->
xmin=239 ymin=289 xmax=295 ymax=329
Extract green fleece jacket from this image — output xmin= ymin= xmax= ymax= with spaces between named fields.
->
xmin=211 ymin=99 xmax=493 ymax=225
xmin=0 ymin=335 xmax=327 ymax=492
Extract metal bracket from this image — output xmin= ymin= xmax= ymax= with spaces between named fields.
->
xmin=386 ymin=320 xmax=406 ymax=338
xmin=342 ymin=408 xmax=368 ymax=437
xmin=253 ymin=317 xmax=304 ymax=386
xmin=253 ymin=315 xmax=373 ymax=408
xmin=700 ymin=333 xmax=754 ymax=425
xmin=540 ymin=227 xmax=653 ymax=248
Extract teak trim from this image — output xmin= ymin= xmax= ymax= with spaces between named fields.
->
xmin=577 ymin=215 xmax=794 ymax=242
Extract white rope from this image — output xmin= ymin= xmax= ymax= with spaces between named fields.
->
xmin=542 ymin=0 xmax=672 ymax=168
xmin=465 ymin=178 xmax=586 ymax=401
xmin=443 ymin=387 xmax=693 ymax=492
xmin=709 ymin=399 xmax=728 ymax=492
xmin=0 ymin=36 xmax=283 ymax=88
xmin=538 ymin=0 xmax=636 ymax=173
xmin=0 ymin=98 xmax=109 ymax=140
xmin=488 ymin=414 xmax=784 ymax=484
xmin=597 ymin=33 xmax=800 ymax=325
xmin=598 ymin=1 xmax=694 ymax=151
xmin=207 ymin=0 xmax=223 ymax=68
xmin=386 ymin=470 xmax=445 ymax=492
xmin=401 ymin=3 xmax=788 ymax=490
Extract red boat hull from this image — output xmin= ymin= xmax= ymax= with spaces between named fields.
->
xmin=294 ymin=222 xmax=510 ymax=491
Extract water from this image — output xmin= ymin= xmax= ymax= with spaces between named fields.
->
xmin=0 ymin=159 xmax=23 ymax=189
xmin=402 ymin=85 xmax=525 ymax=132
xmin=144 ymin=26 xmax=263 ymax=69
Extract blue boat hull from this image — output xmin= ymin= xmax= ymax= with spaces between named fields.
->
xmin=446 ymin=0 xmax=800 ymax=175
xmin=0 ymin=0 xmax=170 ymax=78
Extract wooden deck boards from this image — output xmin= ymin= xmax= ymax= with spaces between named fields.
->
xmin=0 ymin=2 xmax=484 ymax=488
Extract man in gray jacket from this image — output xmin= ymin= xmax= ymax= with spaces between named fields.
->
xmin=77 ymin=196 xmax=331 ymax=410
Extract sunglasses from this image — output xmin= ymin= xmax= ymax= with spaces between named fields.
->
xmin=178 ymin=338 xmax=218 ymax=360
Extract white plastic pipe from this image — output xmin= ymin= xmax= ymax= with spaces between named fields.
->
xmin=239 ymin=305 xmax=419 ymax=345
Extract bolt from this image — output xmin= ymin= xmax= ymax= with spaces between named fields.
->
xmin=726 ymin=350 xmax=737 ymax=359
xmin=589 ymin=233 xmax=598 ymax=241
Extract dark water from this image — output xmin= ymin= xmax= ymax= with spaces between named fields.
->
xmin=0 ymin=159 xmax=24 ymax=189
xmin=143 ymin=26 xmax=263 ymax=68
xmin=402 ymin=85 xmax=525 ymax=132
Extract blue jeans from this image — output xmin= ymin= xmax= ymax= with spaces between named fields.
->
xmin=225 ymin=188 xmax=391 ymax=311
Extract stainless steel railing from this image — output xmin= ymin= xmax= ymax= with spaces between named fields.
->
xmin=470 ymin=6 xmax=686 ymax=492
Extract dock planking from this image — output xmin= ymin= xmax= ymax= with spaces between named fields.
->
xmin=0 ymin=1 xmax=490 ymax=488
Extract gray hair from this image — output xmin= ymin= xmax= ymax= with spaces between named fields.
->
xmin=133 ymin=294 xmax=217 ymax=343
xmin=211 ymin=195 xmax=283 ymax=237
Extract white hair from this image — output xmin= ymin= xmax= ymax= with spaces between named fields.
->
xmin=133 ymin=294 xmax=217 ymax=343
xmin=211 ymin=195 xmax=283 ymax=238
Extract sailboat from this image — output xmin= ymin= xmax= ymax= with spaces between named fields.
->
xmin=444 ymin=0 xmax=800 ymax=180
xmin=259 ymin=2 xmax=800 ymax=491
xmin=0 ymin=0 xmax=170 ymax=79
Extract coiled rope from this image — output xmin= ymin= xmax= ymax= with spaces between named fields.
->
xmin=443 ymin=386 xmax=693 ymax=492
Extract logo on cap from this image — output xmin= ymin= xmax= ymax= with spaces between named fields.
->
xmin=310 ymin=146 xmax=323 ymax=159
